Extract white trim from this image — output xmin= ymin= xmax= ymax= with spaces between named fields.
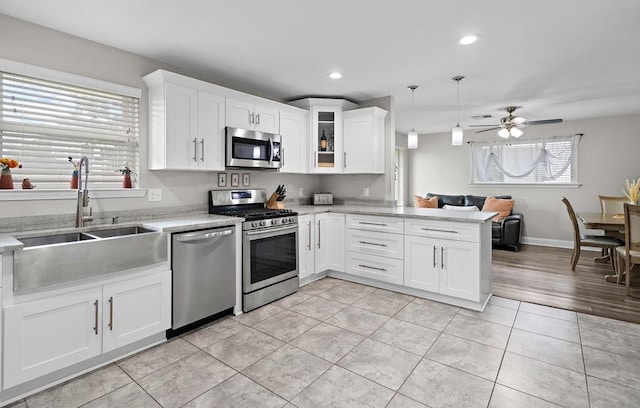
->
xmin=521 ymin=236 xmax=601 ymax=251
xmin=470 ymin=183 xmax=582 ymax=188
xmin=0 ymin=58 xmax=142 ymax=97
xmin=0 ymin=189 xmax=147 ymax=201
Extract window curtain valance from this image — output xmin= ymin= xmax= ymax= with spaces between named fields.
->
xmin=471 ymin=134 xmax=581 ymax=183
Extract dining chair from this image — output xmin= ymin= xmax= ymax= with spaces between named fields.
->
xmin=561 ymin=197 xmax=623 ymax=271
xmin=615 ymin=203 xmax=640 ymax=295
xmin=599 ymin=195 xmax=628 ymax=214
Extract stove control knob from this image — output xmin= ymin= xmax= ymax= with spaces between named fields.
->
xmin=289 ymin=217 xmax=295 ymax=223
xmin=281 ymin=218 xmax=288 ymax=224
xmin=260 ymin=220 xmax=267 ymax=227
xmin=272 ymin=218 xmax=280 ymax=225
xmin=251 ymin=221 xmax=259 ymax=228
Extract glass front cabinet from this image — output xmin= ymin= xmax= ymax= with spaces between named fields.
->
xmin=312 ymin=106 xmax=342 ymax=173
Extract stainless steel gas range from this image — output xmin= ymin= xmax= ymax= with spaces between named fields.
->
xmin=209 ymin=189 xmax=298 ymax=312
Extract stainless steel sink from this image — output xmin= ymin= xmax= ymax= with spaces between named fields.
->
xmin=18 ymin=232 xmax=96 ymax=248
xmin=13 ymin=226 xmax=167 ymax=291
xmin=86 ymin=226 xmax=155 ymax=238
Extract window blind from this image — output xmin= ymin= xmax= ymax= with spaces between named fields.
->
xmin=0 ymin=71 xmax=139 ymax=189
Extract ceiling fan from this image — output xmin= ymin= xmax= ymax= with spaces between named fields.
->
xmin=469 ymin=106 xmax=563 ymax=138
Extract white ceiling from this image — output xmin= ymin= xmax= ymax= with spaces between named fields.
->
xmin=1 ymin=0 xmax=639 ymax=135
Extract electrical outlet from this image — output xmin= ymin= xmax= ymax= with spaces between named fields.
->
xmin=148 ymin=188 xmax=162 ymax=202
xmin=363 ymin=188 xmax=369 ymax=197
xmin=298 ymin=187 xmax=304 ymax=196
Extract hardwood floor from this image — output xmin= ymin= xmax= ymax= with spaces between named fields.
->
xmin=492 ymin=244 xmax=640 ymax=323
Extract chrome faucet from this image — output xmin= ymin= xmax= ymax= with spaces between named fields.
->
xmin=75 ymin=156 xmax=93 ymax=228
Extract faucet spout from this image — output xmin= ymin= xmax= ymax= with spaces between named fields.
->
xmin=75 ymin=156 xmax=93 ymax=228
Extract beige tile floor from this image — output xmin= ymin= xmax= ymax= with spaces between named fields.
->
xmin=10 ymin=277 xmax=640 ymax=408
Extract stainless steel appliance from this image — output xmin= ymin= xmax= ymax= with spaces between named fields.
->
xmin=226 ymin=126 xmax=282 ymax=169
xmin=209 ymin=189 xmax=298 ymax=311
xmin=313 ymin=192 xmax=334 ymax=205
xmin=171 ymin=226 xmax=236 ymax=333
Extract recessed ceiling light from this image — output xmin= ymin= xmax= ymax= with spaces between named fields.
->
xmin=329 ymin=72 xmax=342 ymax=79
xmin=459 ymin=34 xmax=479 ymax=45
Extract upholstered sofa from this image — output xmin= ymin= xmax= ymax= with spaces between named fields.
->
xmin=425 ymin=193 xmax=523 ymax=251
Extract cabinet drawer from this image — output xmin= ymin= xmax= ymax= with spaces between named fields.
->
xmin=346 ymin=252 xmax=403 ymax=285
xmin=346 ymin=229 xmax=403 ymax=260
xmin=404 ymin=219 xmax=479 ymax=242
xmin=346 ymin=214 xmax=403 ymax=234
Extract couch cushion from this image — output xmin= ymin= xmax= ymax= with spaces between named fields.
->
xmin=427 ymin=193 xmax=465 ymax=208
xmin=492 ymin=222 xmax=502 ymax=239
xmin=414 ymin=195 xmax=438 ymax=208
xmin=482 ymin=196 xmax=515 ymax=222
xmin=464 ymin=195 xmax=512 ymax=208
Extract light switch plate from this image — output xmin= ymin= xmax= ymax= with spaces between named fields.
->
xmin=148 ymin=188 xmax=162 ymax=202
xmin=298 ymin=187 xmax=304 ymax=196
xmin=363 ymin=188 xmax=369 ymax=197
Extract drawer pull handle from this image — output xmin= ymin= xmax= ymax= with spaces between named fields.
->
xmin=421 ymin=227 xmax=458 ymax=234
xmin=93 ymin=299 xmax=99 ymax=335
xmin=359 ymin=221 xmax=387 ymax=226
xmin=358 ymin=240 xmax=387 ymax=247
xmin=108 ymin=296 xmax=114 ymax=331
xmin=358 ymin=264 xmax=387 ymax=272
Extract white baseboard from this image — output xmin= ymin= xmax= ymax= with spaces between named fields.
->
xmin=521 ymin=236 xmax=602 ymax=252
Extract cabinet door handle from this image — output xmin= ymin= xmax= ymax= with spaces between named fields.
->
xmin=200 ymin=139 xmax=205 ymax=162
xmin=433 ymin=246 xmax=437 ymax=268
xmin=108 ymin=296 xmax=114 ymax=331
xmin=359 ymin=240 xmax=387 ymax=247
xmin=281 ymin=147 xmax=285 ymax=167
xmin=344 ymin=151 xmax=347 ymax=168
xmin=93 ymin=299 xmax=99 ymax=335
xmin=308 ymin=220 xmax=312 ymax=251
xmin=359 ymin=264 xmax=387 ymax=272
xmin=314 ymin=151 xmax=317 ymax=167
xmin=359 ymin=221 xmax=387 ymax=227
xmin=256 ymin=113 xmax=260 ymax=125
xmin=248 ymin=112 xmax=254 ymax=125
xmin=441 ymin=247 xmax=445 ymax=269
xmin=317 ymin=221 xmax=321 ymax=249
xmin=421 ymin=227 xmax=458 ymax=234
xmin=192 ymin=138 xmax=198 ymax=162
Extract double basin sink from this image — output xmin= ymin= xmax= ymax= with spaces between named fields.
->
xmin=13 ymin=226 xmax=168 ymax=291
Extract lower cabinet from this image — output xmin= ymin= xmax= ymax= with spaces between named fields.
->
xmin=314 ymin=213 xmax=345 ymax=273
xmin=346 ymin=252 xmax=403 ymax=284
xmin=298 ymin=214 xmax=316 ymax=280
xmin=404 ymin=235 xmax=479 ymax=301
xmin=3 ymin=270 xmax=171 ymax=388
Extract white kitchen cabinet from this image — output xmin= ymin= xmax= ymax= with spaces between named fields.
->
xmin=343 ymin=107 xmax=387 ymax=174
xmin=279 ymin=108 xmax=309 ymax=173
xmin=315 ymin=212 xmax=345 ymax=273
xmin=102 ymin=271 xmax=171 ymax=352
xmin=226 ymin=98 xmax=279 ymax=134
xmin=4 ymin=287 xmax=103 ymax=388
xmin=404 ymin=219 xmax=481 ymax=302
xmin=346 ymin=252 xmax=404 ymax=285
xmin=143 ymin=72 xmax=225 ymax=171
xmin=298 ymin=214 xmax=316 ymax=281
xmin=4 ymin=269 xmax=171 ymax=388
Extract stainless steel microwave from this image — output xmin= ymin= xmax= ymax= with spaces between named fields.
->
xmin=226 ymin=127 xmax=281 ymax=169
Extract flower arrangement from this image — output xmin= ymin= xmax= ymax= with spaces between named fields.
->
xmin=118 ymin=166 xmax=132 ymax=175
xmin=68 ymin=157 xmax=79 ymax=174
xmin=0 ymin=157 xmax=22 ymax=173
xmin=623 ymin=178 xmax=640 ymax=203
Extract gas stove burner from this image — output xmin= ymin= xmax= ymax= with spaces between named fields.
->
xmin=217 ymin=208 xmax=296 ymax=221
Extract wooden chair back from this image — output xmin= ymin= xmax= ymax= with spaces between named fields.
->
xmin=599 ymin=195 xmax=628 ymax=214
xmin=562 ymin=197 xmax=581 ymax=246
xmin=624 ymin=203 xmax=640 ymax=253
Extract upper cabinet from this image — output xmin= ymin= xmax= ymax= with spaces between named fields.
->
xmin=143 ymin=71 xmax=225 ymax=171
xmin=226 ymin=98 xmax=279 ymax=134
xmin=343 ymin=107 xmax=387 ymax=174
xmin=289 ymin=98 xmax=387 ymax=174
xmin=279 ymin=108 xmax=309 ymax=173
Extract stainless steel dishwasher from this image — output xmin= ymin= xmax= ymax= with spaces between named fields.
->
xmin=171 ymin=226 xmax=236 ymax=332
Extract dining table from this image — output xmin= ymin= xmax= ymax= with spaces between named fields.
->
xmin=578 ymin=212 xmax=625 ymax=282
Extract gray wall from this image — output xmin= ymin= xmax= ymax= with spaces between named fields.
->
xmin=407 ymin=114 xmax=640 ymax=245
xmin=0 ymin=14 xmax=331 ymax=219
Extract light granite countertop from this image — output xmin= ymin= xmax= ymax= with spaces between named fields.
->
xmin=0 ymin=206 xmax=496 ymax=253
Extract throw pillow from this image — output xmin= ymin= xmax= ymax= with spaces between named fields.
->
xmin=443 ymin=205 xmax=479 ymax=211
xmin=414 ymin=195 xmax=438 ymax=208
xmin=482 ymin=196 xmax=514 ymax=222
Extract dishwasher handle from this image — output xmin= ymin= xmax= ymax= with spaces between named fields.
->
xmin=175 ymin=228 xmax=234 ymax=243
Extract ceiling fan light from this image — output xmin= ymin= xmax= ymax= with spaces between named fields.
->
xmin=452 ymin=124 xmax=463 ymax=145
xmin=498 ymin=128 xmax=510 ymax=138
xmin=408 ymin=130 xmax=418 ymax=149
xmin=511 ymin=127 xmax=523 ymax=138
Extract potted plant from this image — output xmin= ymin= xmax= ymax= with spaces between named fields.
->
xmin=623 ymin=178 xmax=640 ymax=205
xmin=119 ymin=166 xmax=134 ymax=188
xmin=0 ymin=157 xmax=22 ymax=189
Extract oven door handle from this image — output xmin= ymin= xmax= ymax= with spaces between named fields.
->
xmin=268 ymin=137 xmax=274 ymax=165
xmin=176 ymin=228 xmax=234 ymax=243
xmin=245 ymin=225 xmax=298 ymax=236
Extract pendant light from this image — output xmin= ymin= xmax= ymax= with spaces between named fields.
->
xmin=407 ymin=85 xmax=418 ymax=149
xmin=451 ymin=76 xmax=464 ymax=146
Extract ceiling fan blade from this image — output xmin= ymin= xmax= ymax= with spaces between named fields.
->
xmin=510 ymin=116 xmax=527 ymax=125
xmin=525 ymin=119 xmax=563 ymax=126
xmin=468 ymin=124 xmax=499 ymax=127
xmin=475 ymin=127 xmax=501 ymax=133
